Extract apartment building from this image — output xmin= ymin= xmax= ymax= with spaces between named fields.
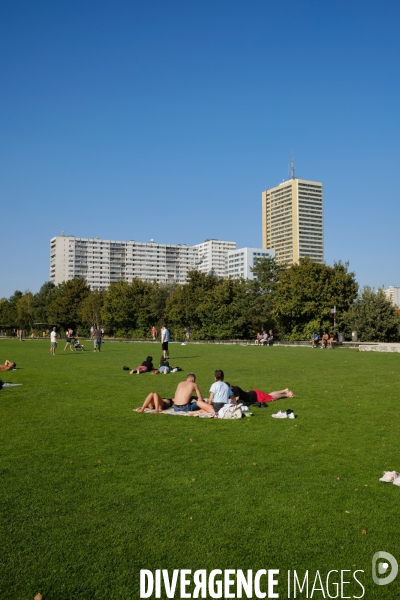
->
xmin=192 ymin=239 xmax=236 ymax=278
xmin=385 ymin=286 xmax=400 ymax=309
xmin=262 ymin=178 xmax=323 ymax=264
xmin=50 ymin=235 xmax=197 ymax=289
xmin=226 ymin=247 xmax=275 ymax=280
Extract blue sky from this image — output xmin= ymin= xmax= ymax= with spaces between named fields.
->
xmin=1 ymin=0 xmax=399 ymax=297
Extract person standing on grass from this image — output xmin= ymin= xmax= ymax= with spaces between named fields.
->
xmin=185 ymin=326 xmax=190 ymax=340
xmin=50 ymin=327 xmax=58 ymax=355
xmin=64 ymin=328 xmax=74 ymax=352
xmin=151 ymin=326 xmax=157 ymax=340
xmin=94 ymin=326 xmax=102 ymax=352
xmin=161 ymin=325 xmax=170 ymax=359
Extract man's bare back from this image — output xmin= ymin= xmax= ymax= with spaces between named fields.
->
xmin=173 ymin=379 xmax=203 ymax=406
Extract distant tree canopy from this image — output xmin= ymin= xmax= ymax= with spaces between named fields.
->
xmin=273 ymin=258 xmax=359 ymax=340
xmin=343 ymin=286 xmax=399 ymax=342
xmin=1 ymin=260 xmax=399 ymax=341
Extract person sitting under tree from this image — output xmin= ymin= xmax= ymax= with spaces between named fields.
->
xmin=321 ymin=331 xmax=329 ymax=349
xmin=311 ymin=332 xmax=319 ymax=347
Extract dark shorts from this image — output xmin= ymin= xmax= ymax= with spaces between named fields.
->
xmin=212 ymin=402 xmax=226 ymax=414
xmin=162 ymin=341 xmax=169 ymax=351
xmin=173 ymin=402 xmax=199 ymax=412
xmin=66 ymin=338 xmax=72 ymax=343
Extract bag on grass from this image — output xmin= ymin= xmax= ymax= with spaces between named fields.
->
xmin=220 ymin=402 xmax=243 ymax=419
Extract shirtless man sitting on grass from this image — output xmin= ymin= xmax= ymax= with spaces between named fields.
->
xmin=135 ymin=373 xmax=215 ymax=415
xmin=0 ymin=360 xmax=16 ymax=372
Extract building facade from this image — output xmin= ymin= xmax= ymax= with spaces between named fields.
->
xmin=50 ymin=235 xmax=197 ymax=289
xmin=226 ymin=247 xmax=275 ymax=280
xmin=192 ymin=239 xmax=236 ymax=278
xmin=262 ymin=178 xmax=323 ymax=264
xmin=385 ymin=286 xmax=400 ymax=309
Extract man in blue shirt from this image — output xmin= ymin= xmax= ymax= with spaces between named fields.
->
xmin=311 ymin=333 xmax=319 ymax=348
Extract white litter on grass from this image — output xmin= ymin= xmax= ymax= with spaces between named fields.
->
xmin=181 ymin=343 xmax=186 ymax=346
xmin=379 ymin=471 xmax=399 ymax=483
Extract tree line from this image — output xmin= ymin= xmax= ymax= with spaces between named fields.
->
xmin=1 ymin=258 xmax=399 ymax=342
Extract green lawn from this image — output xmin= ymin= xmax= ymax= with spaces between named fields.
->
xmin=1 ymin=339 xmax=399 ymax=599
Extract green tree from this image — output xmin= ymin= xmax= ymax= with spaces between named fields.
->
xmin=47 ymin=278 xmax=90 ymax=331
xmin=101 ymin=279 xmax=148 ymax=336
xmin=247 ymin=257 xmax=285 ymax=336
xmin=166 ymin=271 xmax=221 ymax=338
xmin=32 ymin=281 xmax=58 ymax=324
xmin=1 ymin=291 xmax=23 ymax=327
xmin=137 ymin=282 xmax=177 ymax=336
xmin=16 ymin=292 xmax=35 ymax=330
xmin=274 ymin=258 xmax=358 ymax=339
xmin=79 ymin=290 xmax=105 ymax=330
xmin=344 ymin=287 xmax=400 ymax=342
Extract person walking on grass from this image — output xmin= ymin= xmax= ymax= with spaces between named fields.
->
xmin=151 ymin=326 xmax=157 ymax=340
xmin=50 ymin=327 xmax=58 ymax=355
xmin=161 ymin=325 xmax=170 ymax=359
xmin=64 ymin=328 xmax=74 ymax=352
xmin=94 ymin=326 xmax=102 ymax=352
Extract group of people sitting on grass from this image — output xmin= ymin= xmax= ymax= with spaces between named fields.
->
xmin=254 ymin=330 xmax=274 ymax=346
xmin=134 ymin=369 xmax=295 ymax=417
xmin=311 ymin=331 xmax=338 ymax=348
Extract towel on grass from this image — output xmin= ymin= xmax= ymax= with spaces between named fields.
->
xmin=137 ymin=407 xmax=213 ymax=418
xmin=2 ymin=383 xmax=23 ymax=387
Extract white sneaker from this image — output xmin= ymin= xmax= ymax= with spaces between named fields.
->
xmin=393 ymin=476 xmax=400 ymax=487
xmin=379 ymin=471 xmax=399 ymax=482
xmin=272 ymin=411 xmax=287 ymax=419
xmin=287 ymin=411 xmax=296 ymax=419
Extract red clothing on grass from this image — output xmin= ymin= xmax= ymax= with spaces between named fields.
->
xmin=254 ymin=390 xmax=274 ymax=403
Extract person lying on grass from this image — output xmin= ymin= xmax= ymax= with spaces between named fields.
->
xmin=134 ymin=393 xmax=174 ymax=412
xmin=229 ymin=385 xmax=295 ymax=405
xmin=157 ymin=356 xmax=170 ymax=374
xmin=0 ymin=360 xmax=16 ymax=372
xmin=134 ymin=373 xmax=215 ymax=415
xmin=130 ymin=356 xmax=154 ymax=375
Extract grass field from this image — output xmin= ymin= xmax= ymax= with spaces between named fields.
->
xmin=1 ymin=339 xmax=399 ymax=599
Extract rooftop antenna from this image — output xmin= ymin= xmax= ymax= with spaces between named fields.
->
xmin=290 ymin=153 xmax=295 ymax=180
